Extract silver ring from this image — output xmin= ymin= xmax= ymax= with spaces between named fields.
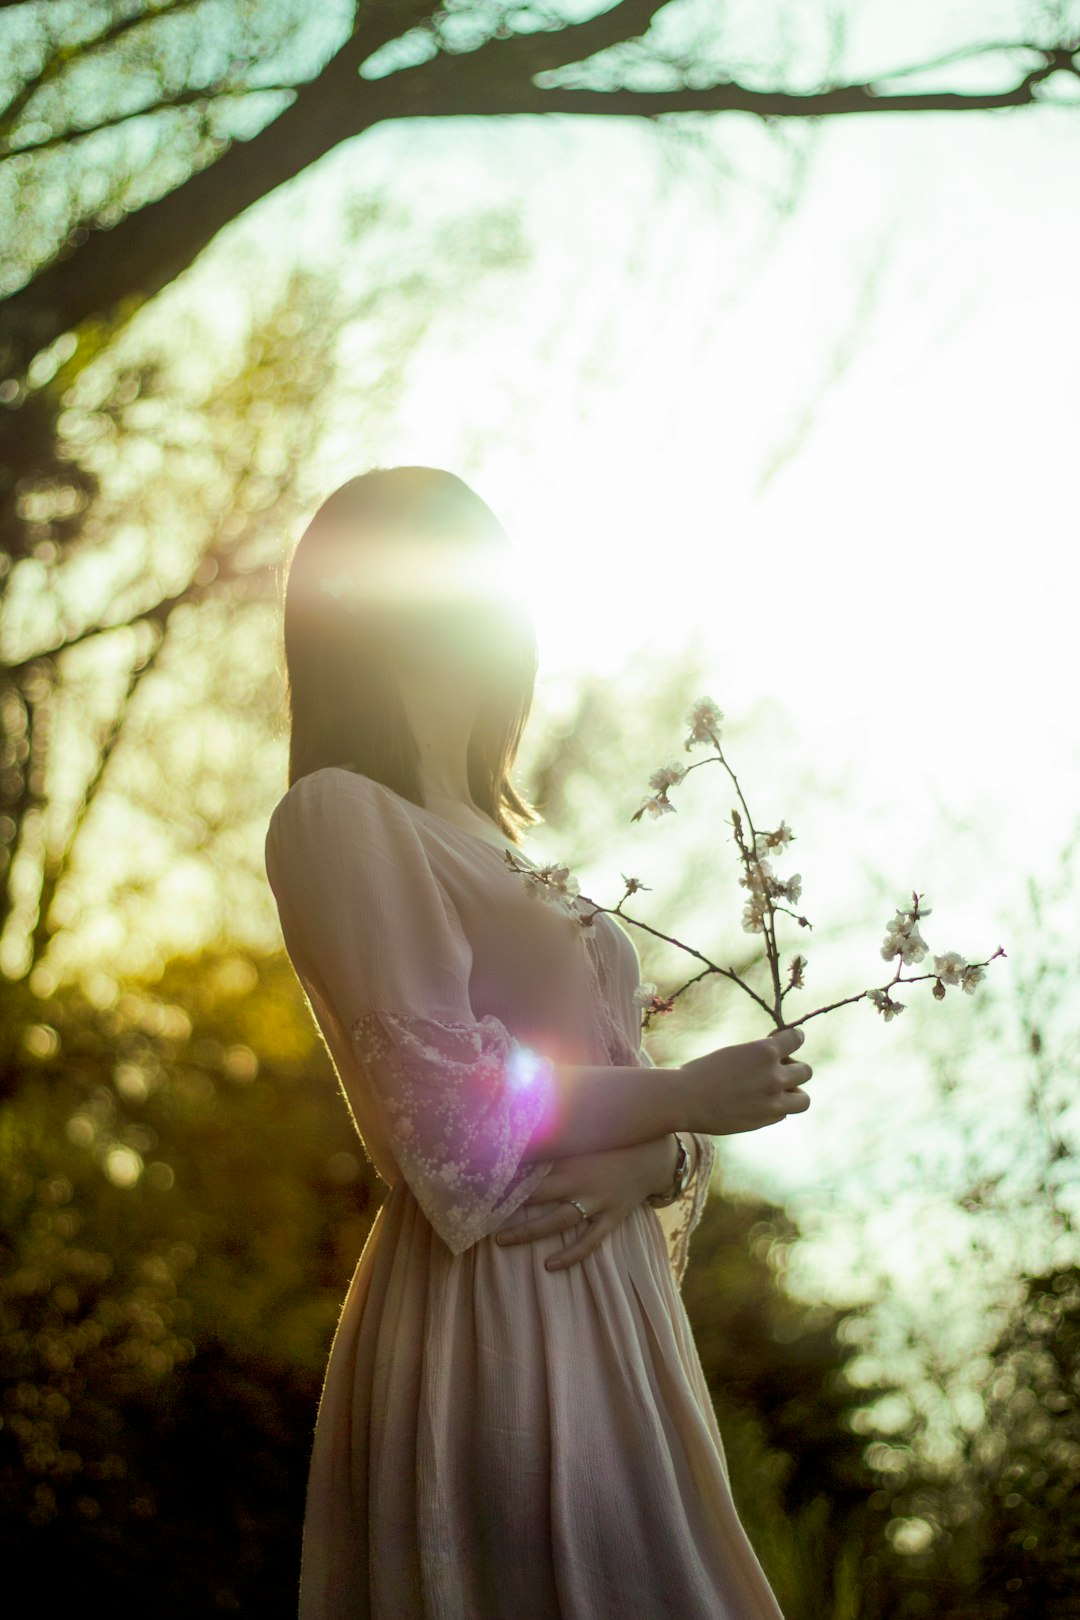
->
xmin=567 ymin=1198 xmax=589 ymax=1222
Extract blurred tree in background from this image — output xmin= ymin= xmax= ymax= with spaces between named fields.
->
xmin=0 ymin=947 xmax=352 ymax=1612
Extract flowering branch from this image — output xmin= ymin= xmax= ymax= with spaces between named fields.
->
xmin=504 ymin=695 xmax=1006 ymax=1036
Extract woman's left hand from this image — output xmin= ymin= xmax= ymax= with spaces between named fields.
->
xmin=495 ymin=1136 xmax=677 ymax=1271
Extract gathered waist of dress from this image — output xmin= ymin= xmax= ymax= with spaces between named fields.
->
xmin=378 ymin=1169 xmax=671 ymax=1278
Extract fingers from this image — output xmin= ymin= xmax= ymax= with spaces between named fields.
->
xmin=769 ymin=1026 xmax=811 ymax=1091
xmin=495 ymin=1203 xmax=618 ymax=1270
xmin=544 ymin=1215 xmax=617 ymax=1270
xmin=781 ymin=1059 xmax=813 ymax=1088
xmin=769 ymin=1024 xmax=805 ymax=1058
xmin=518 ymin=1185 xmax=571 ymax=1207
xmin=496 ymin=1204 xmax=580 ymax=1247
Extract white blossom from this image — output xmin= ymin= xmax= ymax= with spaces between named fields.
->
xmin=754 ymin=821 xmax=794 ymax=857
xmin=648 ymin=761 xmax=688 ymax=794
xmin=742 ymin=896 xmax=767 ymax=933
xmin=881 ymin=906 xmax=929 ymax=964
xmin=881 ymin=927 xmax=928 ymax=965
xmin=524 ymin=863 xmax=580 ymax=914
xmin=867 ymin=987 xmax=905 ymax=1021
xmin=633 ymin=981 xmax=658 ymax=1008
xmin=684 ymin=695 xmax=724 ymax=749
xmin=960 ymin=963 xmax=985 ymax=994
xmin=740 ymin=857 xmax=773 ymax=896
xmin=638 ymin=793 xmax=677 ymax=820
xmin=933 ymin=950 xmax=967 ymax=985
xmin=896 ymin=899 xmax=932 ymax=923
xmin=740 ymin=857 xmax=799 ymax=907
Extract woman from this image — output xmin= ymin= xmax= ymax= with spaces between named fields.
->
xmin=264 ymin=466 xmax=811 ymax=1619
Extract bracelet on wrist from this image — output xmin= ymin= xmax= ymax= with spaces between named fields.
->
xmin=647 ymin=1132 xmax=692 ymax=1208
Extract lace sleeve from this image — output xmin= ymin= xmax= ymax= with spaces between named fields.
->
xmin=265 ymin=768 xmax=556 ymax=1256
xmin=638 ymin=1039 xmax=715 ymax=1290
xmin=350 ymin=1011 xmax=555 ymax=1254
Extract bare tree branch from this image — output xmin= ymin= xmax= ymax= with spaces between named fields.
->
xmin=1 ymin=6 xmax=1075 ymax=377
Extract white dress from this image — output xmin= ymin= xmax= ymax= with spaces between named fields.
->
xmin=264 ymin=765 xmax=786 ymax=1619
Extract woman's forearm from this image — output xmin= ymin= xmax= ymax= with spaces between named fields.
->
xmin=523 ymin=1026 xmax=810 ymax=1160
xmin=523 ymin=1058 xmax=701 ymax=1160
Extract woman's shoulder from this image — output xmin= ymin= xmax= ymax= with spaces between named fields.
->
xmin=266 ymin=766 xmax=419 ymax=859
xmin=271 ymin=764 xmax=410 ymax=813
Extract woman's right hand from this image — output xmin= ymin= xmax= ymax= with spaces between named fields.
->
xmin=679 ymin=1025 xmax=812 ymax=1136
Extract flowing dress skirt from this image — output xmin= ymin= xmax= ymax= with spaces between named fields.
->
xmin=299 ymin=1179 xmax=786 ymax=1620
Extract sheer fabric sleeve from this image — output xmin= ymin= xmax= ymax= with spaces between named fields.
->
xmin=264 ymin=768 xmax=556 ymax=1256
xmin=638 ymin=1039 xmax=716 ymax=1291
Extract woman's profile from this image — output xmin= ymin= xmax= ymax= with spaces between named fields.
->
xmin=263 ymin=465 xmax=811 ymax=1618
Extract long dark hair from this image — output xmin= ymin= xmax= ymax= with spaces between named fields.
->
xmin=277 ymin=465 xmax=542 ymax=844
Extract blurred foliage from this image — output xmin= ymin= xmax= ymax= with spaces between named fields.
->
xmin=684 ymin=1191 xmax=897 ymax=1620
xmin=962 ymin=1264 xmax=1080 ymax=1616
xmin=0 ymin=946 xmax=363 ymax=1613
xmin=0 ymin=247 xmax=343 ymax=974
xmin=685 ymin=1195 xmax=1080 ymax=1619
